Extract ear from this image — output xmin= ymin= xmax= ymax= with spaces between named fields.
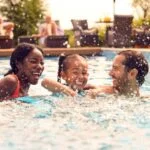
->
xmin=128 ymin=68 xmax=138 ymax=80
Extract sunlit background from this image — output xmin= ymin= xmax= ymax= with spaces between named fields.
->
xmin=43 ymin=0 xmax=141 ymax=29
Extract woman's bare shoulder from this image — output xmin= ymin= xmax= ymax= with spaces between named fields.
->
xmin=0 ymin=74 xmax=18 ymax=84
xmin=0 ymin=74 xmax=18 ymax=98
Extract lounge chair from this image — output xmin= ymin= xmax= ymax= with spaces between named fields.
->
xmin=133 ymin=27 xmax=150 ymax=48
xmin=18 ymin=36 xmax=38 ymax=44
xmin=0 ymin=35 xmax=14 ymax=49
xmin=71 ymin=19 xmax=100 ymax=47
xmin=45 ymin=35 xmax=68 ymax=48
xmin=106 ymin=15 xmax=133 ymax=47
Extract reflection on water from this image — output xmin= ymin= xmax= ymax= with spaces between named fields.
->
xmin=0 ymin=51 xmax=150 ymax=149
xmin=1 ymin=95 xmax=150 ymax=150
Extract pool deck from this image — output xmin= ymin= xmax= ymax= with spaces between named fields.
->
xmin=101 ymin=47 xmax=150 ymax=52
xmin=0 ymin=47 xmax=149 ymax=57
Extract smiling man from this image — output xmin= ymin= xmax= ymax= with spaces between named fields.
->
xmin=88 ymin=50 xmax=149 ymax=97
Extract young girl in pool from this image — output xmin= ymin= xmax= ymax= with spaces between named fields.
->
xmin=42 ymin=54 xmax=93 ymax=96
xmin=0 ymin=43 xmax=44 ymax=101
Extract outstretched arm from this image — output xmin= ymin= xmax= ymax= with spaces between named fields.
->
xmin=86 ymin=85 xmax=114 ymax=98
xmin=3 ymin=22 xmax=14 ymax=30
xmin=83 ymin=83 xmax=98 ymax=90
xmin=41 ymin=78 xmax=76 ymax=97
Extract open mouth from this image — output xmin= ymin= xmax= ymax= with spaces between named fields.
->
xmin=75 ymin=80 xmax=84 ymax=86
xmin=32 ymin=72 xmax=41 ymax=80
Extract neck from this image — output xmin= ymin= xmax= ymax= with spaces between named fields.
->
xmin=18 ymin=74 xmax=30 ymax=96
xmin=20 ymin=81 xmax=30 ymax=96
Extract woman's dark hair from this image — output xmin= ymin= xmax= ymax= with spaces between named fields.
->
xmin=57 ymin=54 xmax=86 ymax=83
xmin=118 ymin=50 xmax=149 ymax=86
xmin=5 ymin=43 xmax=44 ymax=76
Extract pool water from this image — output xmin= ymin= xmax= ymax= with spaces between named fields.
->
xmin=0 ymin=51 xmax=150 ymax=150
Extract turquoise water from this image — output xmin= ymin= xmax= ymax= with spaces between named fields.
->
xmin=0 ymin=51 xmax=150 ymax=150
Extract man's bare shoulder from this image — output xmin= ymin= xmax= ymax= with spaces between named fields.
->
xmin=98 ymin=85 xmax=115 ymax=94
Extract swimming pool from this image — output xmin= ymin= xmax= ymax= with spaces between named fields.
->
xmin=0 ymin=50 xmax=150 ymax=150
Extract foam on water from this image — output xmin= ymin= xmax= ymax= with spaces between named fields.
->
xmin=1 ymin=95 xmax=150 ymax=150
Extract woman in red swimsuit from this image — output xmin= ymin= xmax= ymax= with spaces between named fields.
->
xmin=0 ymin=43 xmax=44 ymax=101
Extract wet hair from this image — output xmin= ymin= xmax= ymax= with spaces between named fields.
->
xmin=5 ymin=43 xmax=44 ymax=76
xmin=118 ymin=50 xmax=149 ymax=86
xmin=57 ymin=54 xmax=86 ymax=83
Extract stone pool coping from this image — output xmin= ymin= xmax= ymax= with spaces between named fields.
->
xmin=0 ymin=47 xmax=149 ymax=57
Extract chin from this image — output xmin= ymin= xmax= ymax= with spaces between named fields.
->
xmin=77 ymin=86 xmax=84 ymax=91
xmin=113 ymin=81 xmax=120 ymax=88
xmin=31 ymin=80 xmax=39 ymax=85
xmin=112 ymin=84 xmax=118 ymax=89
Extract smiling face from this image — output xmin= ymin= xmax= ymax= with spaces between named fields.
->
xmin=61 ymin=56 xmax=89 ymax=91
xmin=109 ymin=54 xmax=130 ymax=92
xmin=17 ymin=48 xmax=44 ymax=85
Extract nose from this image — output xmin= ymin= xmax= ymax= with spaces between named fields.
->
xmin=37 ymin=63 xmax=44 ymax=71
xmin=77 ymin=74 xmax=83 ymax=79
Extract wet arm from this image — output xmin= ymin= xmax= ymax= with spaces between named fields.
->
xmin=83 ymin=83 xmax=98 ymax=90
xmin=41 ymin=78 xmax=76 ymax=97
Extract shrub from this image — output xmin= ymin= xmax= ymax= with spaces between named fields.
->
xmin=0 ymin=0 xmax=46 ymax=43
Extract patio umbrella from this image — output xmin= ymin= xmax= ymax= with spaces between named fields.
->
xmin=113 ymin=0 xmax=116 ymax=17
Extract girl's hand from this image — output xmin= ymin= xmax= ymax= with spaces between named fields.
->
xmin=86 ymin=88 xmax=101 ymax=99
xmin=63 ymin=86 xmax=76 ymax=97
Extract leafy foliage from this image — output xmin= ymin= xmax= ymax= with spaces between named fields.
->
xmin=132 ymin=0 xmax=150 ymax=19
xmin=132 ymin=18 xmax=144 ymax=28
xmin=64 ymin=30 xmax=75 ymax=47
xmin=0 ymin=0 xmax=46 ymax=42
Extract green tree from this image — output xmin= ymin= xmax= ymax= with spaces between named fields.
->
xmin=132 ymin=0 xmax=150 ymax=19
xmin=0 ymin=0 xmax=46 ymax=42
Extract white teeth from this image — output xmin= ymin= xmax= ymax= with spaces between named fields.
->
xmin=33 ymin=72 xmax=40 ymax=75
xmin=32 ymin=72 xmax=41 ymax=77
xmin=76 ymin=80 xmax=83 ymax=85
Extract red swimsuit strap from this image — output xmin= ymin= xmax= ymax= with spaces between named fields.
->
xmin=11 ymin=74 xmax=20 ymax=98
